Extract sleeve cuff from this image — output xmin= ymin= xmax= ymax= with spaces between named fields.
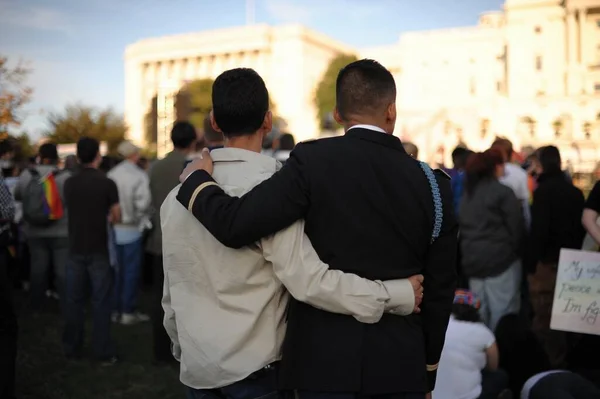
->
xmin=176 ymin=170 xmax=219 ymax=211
xmin=427 ymin=368 xmax=438 ymax=392
xmin=382 ymin=279 xmax=414 ymax=316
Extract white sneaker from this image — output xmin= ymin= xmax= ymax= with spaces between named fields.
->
xmin=111 ymin=313 xmax=121 ymax=323
xmin=120 ymin=312 xmax=150 ymax=325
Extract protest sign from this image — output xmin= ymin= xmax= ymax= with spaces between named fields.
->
xmin=550 ymin=248 xmax=600 ymax=336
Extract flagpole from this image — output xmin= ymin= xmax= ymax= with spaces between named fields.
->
xmin=246 ymin=0 xmax=255 ymax=25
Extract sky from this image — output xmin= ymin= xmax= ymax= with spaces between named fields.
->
xmin=0 ymin=0 xmax=505 ymax=139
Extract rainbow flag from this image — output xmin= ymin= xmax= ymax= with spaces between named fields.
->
xmin=42 ymin=173 xmax=64 ymax=220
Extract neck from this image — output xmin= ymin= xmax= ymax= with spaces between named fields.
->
xmin=344 ymin=118 xmax=390 ymax=134
xmin=225 ymin=133 xmax=263 ymax=153
xmin=206 ymin=140 xmax=224 ymax=148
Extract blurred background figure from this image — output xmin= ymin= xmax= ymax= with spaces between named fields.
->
xmin=459 ymin=149 xmax=524 ymax=332
xmin=403 ymin=142 xmax=419 ymax=159
xmin=526 ymin=145 xmax=585 ymax=368
xmin=434 ymin=289 xmax=510 ymax=399
xmin=273 ymin=132 xmax=295 ymax=164
xmin=147 ymin=121 xmax=198 ymax=363
xmin=63 ymin=155 xmax=79 ymax=174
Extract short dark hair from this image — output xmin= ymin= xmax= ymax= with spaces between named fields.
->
xmin=76 ymin=137 xmax=100 ymax=165
xmin=171 ymin=121 xmax=197 ymax=149
xmin=539 ymin=145 xmax=561 ymax=174
xmin=335 ymin=59 xmax=396 ymax=120
xmin=451 ymin=303 xmax=481 ymax=323
xmin=38 ymin=143 xmax=59 ymax=163
xmin=452 ymin=147 xmax=471 ymax=169
xmin=203 ymin=113 xmax=223 ymax=143
xmin=212 ymin=68 xmax=269 ymax=137
xmin=279 ymin=133 xmax=295 ymax=151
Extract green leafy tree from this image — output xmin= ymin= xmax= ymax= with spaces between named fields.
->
xmin=314 ymin=54 xmax=357 ymax=128
xmin=0 ymin=56 xmax=33 ymax=134
xmin=177 ymin=79 xmax=213 ymax=130
xmin=45 ymin=104 xmax=127 ymax=154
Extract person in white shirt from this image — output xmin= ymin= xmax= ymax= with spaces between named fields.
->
xmin=433 ymin=289 xmax=510 ymax=399
xmin=161 ymin=68 xmax=423 ymax=399
xmin=108 ymin=141 xmax=152 ymax=325
xmin=491 ymin=138 xmax=531 ymax=229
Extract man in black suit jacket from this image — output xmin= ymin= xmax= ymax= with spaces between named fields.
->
xmin=177 ymin=59 xmax=457 ymax=399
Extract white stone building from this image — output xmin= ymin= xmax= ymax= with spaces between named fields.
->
xmin=125 ymin=0 xmax=600 ymax=169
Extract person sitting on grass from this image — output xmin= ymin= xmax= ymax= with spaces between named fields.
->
xmin=433 ymin=289 xmax=511 ymax=399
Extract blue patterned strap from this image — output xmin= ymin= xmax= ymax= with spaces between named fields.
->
xmin=419 ymin=161 xmax=443 ymax=244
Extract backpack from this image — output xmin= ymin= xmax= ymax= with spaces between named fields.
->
xmin=22 ymin=168 xmax=65 ymax=227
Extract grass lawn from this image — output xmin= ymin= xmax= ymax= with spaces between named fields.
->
xmin=15 ymin=291 xmax=184 ymax=399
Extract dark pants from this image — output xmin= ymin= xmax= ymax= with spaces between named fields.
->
xmin=112 ymin=238 xmax=143 ymax=314
xmin=63 ymin=253 xmax=115 ymax=360
xmin=187 ymin=363 xmax=280 ymax=399
xmin=528 ymin=262 xmax=567 ymax=367
xmin=28 ymin=237 xmax=69 ymax=312
xmin=297 ymin=392 xmax=425 ymax=399
xmin=0 ymin=247 xmax=17 ymax=399
xmin=530 ymin=372 xmax=600 ymax=399
xmin=151 ymin=254 xmax=172 ymax=362
xmin=478 ymin=369 xmax=509 ymax=399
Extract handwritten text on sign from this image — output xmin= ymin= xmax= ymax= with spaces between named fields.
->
xmin=550 ymin=249 xmax=600 ymax=335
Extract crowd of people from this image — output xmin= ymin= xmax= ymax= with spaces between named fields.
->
xmin=1 ymin=59 xmax=600 ymax=399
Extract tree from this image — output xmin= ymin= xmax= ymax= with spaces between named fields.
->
xmin=45 ymin=104 xmax=127 ymax=154
xmin=314 ymin=53 xmax=357 ymax=128
xmin=0 ymin=56 xmax=33 ymax=134
xmin=176 ymin=79 xmax=213 ymax=130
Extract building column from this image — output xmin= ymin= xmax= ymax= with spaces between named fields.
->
xmin=124 ymin=58 xmax=144 ymax=145
xmin=578 ymin=8 xmax=586 ymax=64
xmin=567 ymin=9 xmax=578 ymax=95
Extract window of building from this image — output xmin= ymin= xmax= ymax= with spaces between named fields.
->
xmin=596 ymin=19 xmax=600 ymax=28
xmin=536 ymin=56 xmax=543 ymax=71
xmin=595 ymin=83 xmax=600 ymax=93
xmin=535 ymin=26 xmax=542 ymax=34
xmin=470 ymin=77 xmax=476 ymax=95
xmin=596 ymin=44 xmax=600 ymax=65
xmin=496 ymin=81 xmax=502 ymax=92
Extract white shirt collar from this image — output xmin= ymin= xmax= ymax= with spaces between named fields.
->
xmin=347 ymin=124 xmax=387 ymax=134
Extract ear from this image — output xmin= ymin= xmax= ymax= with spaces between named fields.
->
xmin=387 ymin=102 xmax=397 ymax=123
xmin=210 ymin=110 xmax=223 ymax=133
xmin=262 ymin=110 xmax=273 ymax=133
xmin=333 ymin=107 xmax=344 ymax=125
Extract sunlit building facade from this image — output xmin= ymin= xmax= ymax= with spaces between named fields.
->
xmin=125 ymin=0 xmax=600 ymax=169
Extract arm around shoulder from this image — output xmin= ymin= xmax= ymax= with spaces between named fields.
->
xmin=177 ymin=143 xmax=312 ymax=248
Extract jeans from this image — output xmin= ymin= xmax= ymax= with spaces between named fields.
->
xmin=151 ymin=254 xmax=172 ymax=361
xmin=470 ymin=259 xmax=522 ymax=332
xmin=0 ymin=247 xmax=17 ymax=399
xmin=187 ymin=363 xmax=280 ymax=399
xmin=63 ymin=253 xmax=115 ymax=360
xmin=28 ymin=237 xmax=69 ymax=313
xmin=112 ymin=238 xmax=142 ymax=314
xmin=297 ymin=392 xmax=425 ymax=399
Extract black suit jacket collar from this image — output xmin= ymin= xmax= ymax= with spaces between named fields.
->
xmin=345 ymin=128 xmax=406 ymax=154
